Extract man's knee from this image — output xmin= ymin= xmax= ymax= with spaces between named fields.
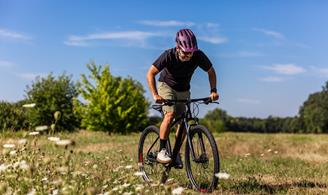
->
xmin=164 ymin=112 xmax=175 ymax=122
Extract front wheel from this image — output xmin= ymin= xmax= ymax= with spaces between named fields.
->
xmin=138 ymin=125 xmax=167 ymax=183
xmin=185 ymin=125 xmax=220 ymax=193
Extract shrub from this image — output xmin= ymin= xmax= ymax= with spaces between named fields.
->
xmin=0 ymin=101 xmax=28 ymax=131
xmin=76 ymin=62 xmax=150 ymax=134
xmin=25 ymin=73 xmax=79 ymax=131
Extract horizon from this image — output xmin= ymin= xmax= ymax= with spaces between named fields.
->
xmin=1 ymin=1 xmax=328 ymax=118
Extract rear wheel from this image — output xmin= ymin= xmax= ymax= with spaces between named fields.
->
xmin=185 ymin=125 xmax=220 ymax=193
xmin=138 ymin=125 xmax=165 ymax=183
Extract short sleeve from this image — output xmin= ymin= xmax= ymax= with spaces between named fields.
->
xmin=152 ymin=50 xmax=170 ymax=71
xmin=197 ymin=50 xmax=213 ymax=72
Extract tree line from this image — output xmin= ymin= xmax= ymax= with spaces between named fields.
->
xmin=202 ymin=82 xmax=328 ymax=133
xmin=1 ymin=61 xmax=328 ymax=134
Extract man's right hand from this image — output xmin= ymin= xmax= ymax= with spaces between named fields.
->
xmin=153 ymin=94 xmax=165 ymax=103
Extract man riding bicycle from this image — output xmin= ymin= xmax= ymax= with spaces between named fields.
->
xmin=146 ymin=29 xmax=219 ymax=168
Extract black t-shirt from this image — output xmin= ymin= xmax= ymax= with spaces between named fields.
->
xmin=153 ymin=48 xmax=212 ymax=91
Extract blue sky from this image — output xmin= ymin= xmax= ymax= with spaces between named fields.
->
xmin=1 ymin=1 xmax=328 ymax=118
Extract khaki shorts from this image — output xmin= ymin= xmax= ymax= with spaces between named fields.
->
xmin=158 ymin=81 xmax=190 ymax=117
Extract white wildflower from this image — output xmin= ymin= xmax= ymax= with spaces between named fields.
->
xmin=215 ymin=172 xmax=230 ymax=179
xmin=135 ymin=184 xmax=144 ymax=191
xmin=125 ymin=165 xmax=133 ymax=169
xmin=27 ymin=188 xmax=36 ymax=195
xmin=13 ymin=160 xmax=29 ymax=170
xmin=92 ymin=164 xmax=98 ymax=169
xmin=172 ymin=187 xmax=184 ymax=195
xmin=274 ymin=151 xmax=278 ymax=154
xmin=29 ymin=131 xmax=39 ymax=136
xmin=22 ymin=103 xmax=36 ymax=108
xmin=35 ymin=125 xmax=48 ymax=132
xmin=267 ymin=149 xmax=272 ymax=152
xmin=9 ymin=150 xmax=17 ymax=156
xmin=0 ymin=164 xmax=9 ymax=172
xmin=48 ymin=137 xmax=60 ymax=142
xmin=56 ymin=139 xmax=72 ymax=146
xmin=51 ymin=189 xmax=59 ymax=195
xmin=18 ymin=139 xmax=28 ymax=145
xmin=3 ymin=143 xmax=15 ymax=149
xmin=260 ymin=153 xmax=264 ymax=157
xmin=41 ymin=177 xmax=48 ymax=182
xmin=122 ymin=183 xmax=131 ymax=188
xmin=133 ymin=171 xmax=143 ymax=176
xmin=244 ymin=153 xmax=251 ymax=157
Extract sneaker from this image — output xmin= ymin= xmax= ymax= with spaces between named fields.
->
xmin=156 ymin=148 xmax=172 ymax=164
xmin=173 ymin=153 xmax=183 ymax=169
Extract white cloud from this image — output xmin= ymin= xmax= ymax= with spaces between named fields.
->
xmin=0 ymin=60 xmax=15 ymax=68
xmin=238 ymin=51 xmax=262 ymax=57
xmin=262 ymin=64 xmax=306 ymax=75
xmin=0 ymin=28 xmax=31 ymax=40
xmin=198 ymin=36 xmax=228 ymax=44
xmin=15 ymin=73 xmax=46 ymax=80
xmin=237 ymin=98 xmax=261 ymax=104
xmin=317 ymin=68 xmax=328 ymax=77
xmin=65 ymin=31 xmax=164 ymax=46
xmin=138 ymin=20 xmax=195 ymax=27
xmin=259 ymin=76 xmax=284 ymax=82
xmin=253 ymin=28 xmax=285 ymax=39
xmin=219 ymin=51 xmax=262 ymax=58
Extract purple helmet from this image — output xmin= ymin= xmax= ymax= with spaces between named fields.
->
xmin=176 ymin=29 xmax=198 ymax=52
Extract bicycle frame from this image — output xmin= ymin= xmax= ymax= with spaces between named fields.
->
xmin=164 ymin=99 xmax=208 ymax=167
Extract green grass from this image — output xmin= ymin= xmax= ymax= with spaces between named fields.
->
xmin=0 ymin=130 xmax=328 ymax=194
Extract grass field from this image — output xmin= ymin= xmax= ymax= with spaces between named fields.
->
xmin=1 ymin=130 xmax=328 ymax=194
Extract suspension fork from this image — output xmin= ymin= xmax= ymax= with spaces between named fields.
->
xmin=186 ymin=119 xmax=207 ymax=161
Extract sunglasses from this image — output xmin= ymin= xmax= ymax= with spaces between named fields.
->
xmin=178 ymin=47 xmax=193 ymax=57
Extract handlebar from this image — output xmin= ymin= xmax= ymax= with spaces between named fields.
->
xmin=153 ymin=97 xmax=219 ymax=107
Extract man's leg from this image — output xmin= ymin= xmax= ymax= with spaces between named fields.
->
xmin=157 ymin=112 xmax=174 ymax=164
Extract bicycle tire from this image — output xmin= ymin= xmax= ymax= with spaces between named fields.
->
xmin=185 ymin=125 xmax=220 ymax=193
xmin=138 ymin=125 xmax=165 ymax=183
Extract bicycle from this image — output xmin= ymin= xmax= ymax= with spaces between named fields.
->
xmin=138 ymin=97 xmax=220 ymax=193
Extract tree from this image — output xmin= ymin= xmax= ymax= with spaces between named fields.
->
xmin=25 ymin=73 xmax=79 ymax=131
xmin=201 ymin=108 xmax=230 ymax=132
xmin=76 ymin=62 xmax=150 ymax=134
xmin=299 ymin=81 xmax=328 ymax=133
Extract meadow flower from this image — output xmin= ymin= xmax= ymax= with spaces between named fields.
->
xmin=0 ymin=164 xmax=9 ymax=172
xmin=35 ymin=125 xmax=48 ymax=132
xmin=55 ymin=139 xmax=73 ymax=146
xmin=260 ymin=153 xmax=264 ymax=157
xmin=244 ymin=153 xmax=251 ymax=157
xmin=29 ymin=131 xmax=40 ymax=136
xmin=267 ymin=149 xmax=272 ymax=152
xmin=135 ymin=184 xmax=144 ymax=191
xmin=274 ymin=151 xmax=278 ymax=154
xmin=48 ymin=137 xmax=60 ymax=142
xmin=3 ymin=143 xmax=15 ymax=149
xmin=215 ymin=172 xmax=230 ymax=179
xmin=9 ymin=150 xmax=17 ymax=156
xmin=27 ymin=188 xmax=36 ymax=195
xmin=121 ymin=183 xmax=131 ymax=188
xmin=22 ymin=103 xmax=36 ymax=108
xmin=172 ymin=187 xmax=184 ymax=195
xmin=125 ymin=165 xmax=133 ymax=169
xmin=18 ymin=139 xmax=28 ymax=145
xmin=133 ymin=171 xmax=143 ymax=176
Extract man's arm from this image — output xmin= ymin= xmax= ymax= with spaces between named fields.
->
xmin=207 ymin=67 xmax=219 ymax=101
xmin=147 ymin=65 xmax=164 ymax=102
